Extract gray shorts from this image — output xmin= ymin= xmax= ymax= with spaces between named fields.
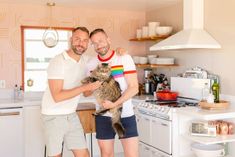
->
xmin=42 ymin=112 xmax=87 ymax=156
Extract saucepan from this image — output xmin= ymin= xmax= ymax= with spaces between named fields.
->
xmin=156 ymin=91 xmax=178 ymax=101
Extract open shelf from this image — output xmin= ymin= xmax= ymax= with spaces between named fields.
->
xmin=135 ymin=63 xmax=178 ymax=68
xmin=182 ymin=133 xmax=235 ymax=145
xmin=129 ymin=35 xmax=170 ymax=41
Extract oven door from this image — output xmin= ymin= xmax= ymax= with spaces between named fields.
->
xmin=151 ymin=117 xmax=172 ymax=154
xmin=136 ymin=113 xmax=151 ymax=144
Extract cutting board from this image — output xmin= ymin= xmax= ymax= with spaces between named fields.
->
xmin=199 ymin=100 xmax=229 ymax=110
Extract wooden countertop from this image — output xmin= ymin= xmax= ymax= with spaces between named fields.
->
xmin=76 ymin=102 xmax=96 ymax=133
xmin=76 ymin=103 xmax=96 ymax=111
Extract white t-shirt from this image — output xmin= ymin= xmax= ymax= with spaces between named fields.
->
xmin=41 ymin=51 xmax=88 ymax=115
xmin=86 ymin=51 xmax=137 ymax=118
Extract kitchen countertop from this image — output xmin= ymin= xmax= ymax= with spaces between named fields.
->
xmin=0 ymin=95 xmax=97 ymax=109
xmin=177 ymin=106 xmax=235 ymax=120
xmin=0 ymin=94 xmax=149 ymax=109
xmin=77 ymin=103 xmax=96 ymax=111
xmin=133 ymin=95 xmax=154 ymax=102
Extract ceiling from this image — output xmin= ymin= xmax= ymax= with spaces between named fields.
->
xmin=0 ymin=0 xmax=180 ymax=11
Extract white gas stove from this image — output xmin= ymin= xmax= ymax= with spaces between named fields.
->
xmin=136 ymin=77 xmax=210 ymax=157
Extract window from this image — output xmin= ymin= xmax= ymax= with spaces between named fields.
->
xmin=21 ymin=26 xmax=73 ymax=92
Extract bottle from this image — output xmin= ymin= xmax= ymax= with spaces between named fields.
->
xmin=207 ymin=93 xmax=214 ymax=103
xmin=145 ymin=80 xmax=150 ymax=94
xmin=18 ymin=86 xmax=24 ymax=100
xmin=211 ymin=79 xmax=220 ymax=103
xmin=13 ymin=84 xmax=19 ymax=101
xmin=202 ymin=82 xmax=210 ymax=101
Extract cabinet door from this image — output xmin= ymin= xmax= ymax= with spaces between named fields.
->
xmin=137 ymin=114 xmax=151 ymax=144
xmin=24 ymin=105 xmax=45 ymax=157
xmin=151 ymin=118 xmax=171 ymax=154
xmin=139 ymin=143 xmax=152 ymax=157
xmin=0 ymin=107 xmax=23 ymax=157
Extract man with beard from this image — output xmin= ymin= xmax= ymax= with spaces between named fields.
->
xmin=41 ymin=27 xmax=101 ymax=157
xmin=84 ymin=28 xmax=139 ymax=157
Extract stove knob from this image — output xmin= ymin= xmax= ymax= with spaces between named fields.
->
xmin=158 ymin=107 xmax=162 ymax=111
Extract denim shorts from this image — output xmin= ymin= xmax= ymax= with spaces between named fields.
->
xmin=95 ymin=115 xmax=138 ymax=139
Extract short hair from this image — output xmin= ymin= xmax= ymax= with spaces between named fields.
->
xmin=90 ymin=28 xmax=107 ymax=38
xmin=72 ymin=27 xmax=89 ymax=35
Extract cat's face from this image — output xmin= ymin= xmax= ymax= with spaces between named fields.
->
xmin=91 ymin=63 xmax=111 ymax=81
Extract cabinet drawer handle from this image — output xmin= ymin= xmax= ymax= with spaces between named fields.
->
xmin=144 ymin=118 xmax=150 ymax=121
xmin=0 ymin=111 xmax=20 ymax=116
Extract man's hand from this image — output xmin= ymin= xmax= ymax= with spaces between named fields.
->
xmin=116 ymin=47 xmax=128 ymax=56
xmin=84 ymin=81 xmax=102 ymax=91
xmin=102 ymin=100 xmax=117 ymax=109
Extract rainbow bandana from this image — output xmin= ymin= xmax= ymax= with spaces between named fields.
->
xmin=111 ymin=65 xmax=124 ymax=78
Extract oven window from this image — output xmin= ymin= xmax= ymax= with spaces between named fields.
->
xmin=22 ymin=27 xmax=72 ymax=92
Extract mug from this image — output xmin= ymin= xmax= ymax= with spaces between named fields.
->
xmin=136 ymin=29 xmax=142 ymax=39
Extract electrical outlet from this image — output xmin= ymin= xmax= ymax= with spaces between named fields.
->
xmin=0 ymin=80 xmax=6 ymax=88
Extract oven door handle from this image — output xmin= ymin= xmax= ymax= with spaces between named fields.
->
xmin=161 ymin=123 xmax=168 ymax=127
xmin=152 ymin=120 xmax=169 ymax=127
xmin=144 ymin=118 xmax=150 ymax=121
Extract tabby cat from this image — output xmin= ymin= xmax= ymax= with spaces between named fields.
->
xmin=81 ymin=63 xmax=125 ymax=137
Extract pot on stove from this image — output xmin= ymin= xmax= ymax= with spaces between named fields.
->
xmin=156 ymin=91 xmax=178 ymax=101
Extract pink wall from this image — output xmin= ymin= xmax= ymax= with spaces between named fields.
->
xmin=0 ymin=3 xmax=146 ymax=88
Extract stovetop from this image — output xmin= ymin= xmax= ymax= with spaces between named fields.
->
xmin=137 ymin=98 xmax=199 ymax=120
xmin=145 ymin=99 xmax=198 ymax=107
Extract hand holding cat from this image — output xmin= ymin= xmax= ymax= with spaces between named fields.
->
xmin=102 ymin=100 xmax=117 ymax=109
xmin=86 ymin=81 xmax=102 ymax=91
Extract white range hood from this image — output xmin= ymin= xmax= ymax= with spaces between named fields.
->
xmin=150 ymin=0 xmax=221 ymax=51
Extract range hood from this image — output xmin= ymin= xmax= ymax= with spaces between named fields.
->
xmin=150 ymin=0 xmax=221 ymax=51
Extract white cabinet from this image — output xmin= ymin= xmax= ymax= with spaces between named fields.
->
xmin=24 ymin=105 xmax=45 ymax=157
xmin=151 ymin=118 xmax=172 ymax=154
xmin=0 ymin=107 xmax=24 ymax=157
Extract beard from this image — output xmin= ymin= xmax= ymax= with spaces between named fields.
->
xmin=71 ymin=44 xmax=87 ymax=56
xmin=96 ymin=44 xmax=110 ymax=56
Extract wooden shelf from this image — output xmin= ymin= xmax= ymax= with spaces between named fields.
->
xmin=129 ymin=35 xmax=170 ymax=41
xmin=135 ymin=63 xmax=178 ymax=68
xmin=182 ymin=133 xmax=235 ymax=145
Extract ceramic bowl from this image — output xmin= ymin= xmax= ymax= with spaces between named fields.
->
xmin=155 ymin=58 xmax=174 ymax=65
xmin=139 ymin=57 xmax=148 ymax=64
xmin=156 ymin=26 xmax=173 ymax=36
xmin=132 ymin=56 xmax=140 ymax=64
xmin=191 ymin=143 xmax=225 ymax=157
